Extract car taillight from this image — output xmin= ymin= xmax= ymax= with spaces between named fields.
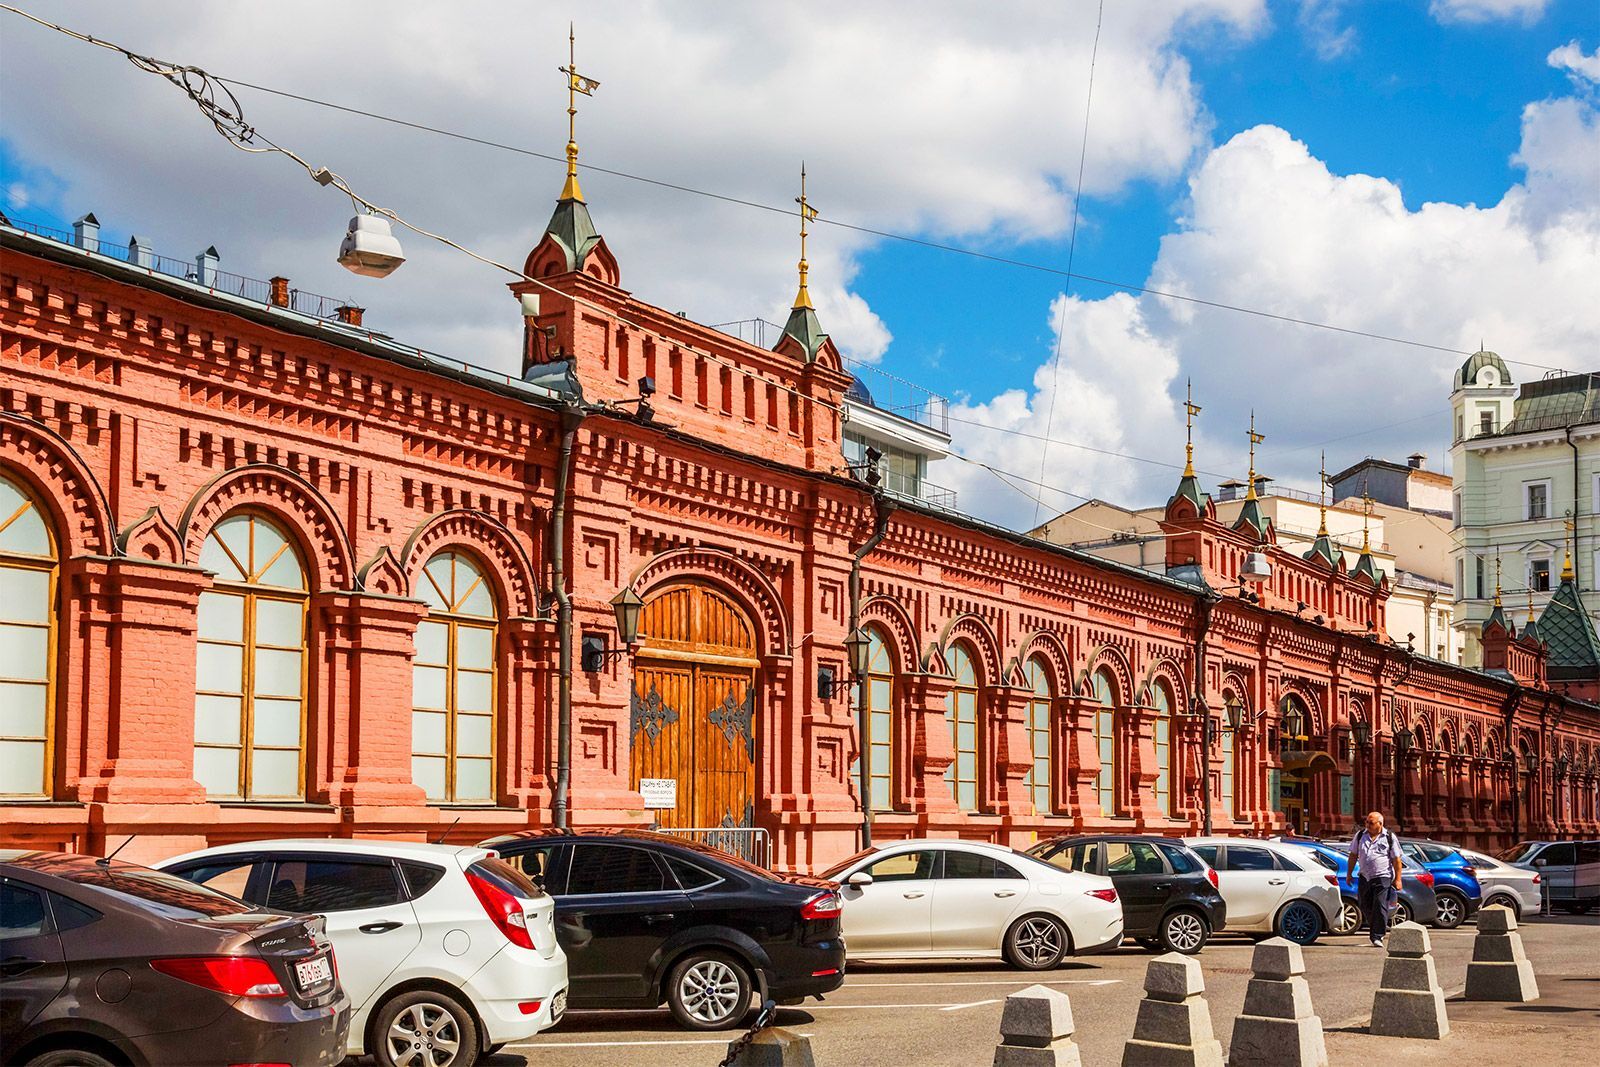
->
xmin=1086 ymin=888 xmax=1118 ymax=903
xmin=1532 ymin=874 xmax=1541 ymax=884
xmin=1414 ymin=871 xmax=1434 ymax=887
xmin=1206 ymin=868 xmax=1219 ymax=890
xmin=801 ymin=891 xmax=843 ymax=920
xmin=1325 ymin=875 xmax=1339 ymax=886
xmin=467 ymin=869 xmax=536 ymax=950
xmin=151 ymin=957 xmax=286 ymax=998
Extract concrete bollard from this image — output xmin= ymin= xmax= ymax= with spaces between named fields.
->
xmin=1121 ymin=952 xmax=1224 ymax=1067
xmin=722 ymin=1027 xmax=817 ymax=1067
xmin=1368 ymin=921 xmax=1449 ymax=1039
xmin=993 ymin=983 xmax=1082 ymax=1066
xmin=1227 ymin=937 xmax=1328 ymax=1067
xmin=1464 ymin=904 xmax=1540 ymax=1002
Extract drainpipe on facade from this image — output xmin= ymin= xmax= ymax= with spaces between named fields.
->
xmin=1192 ymin=594 xmax=1217 ymax=835
xmin=1500 ymin=683 xmax=1523 ymax=842
xmin=551 ymin=404 xmax=584 ymax=830
xmin=850 ymin=491 xmax=896 ymax=850
xmin=1391 ymin=648 xmax=1415 ymax=831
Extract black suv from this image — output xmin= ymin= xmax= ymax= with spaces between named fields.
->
xmin=1026 ymin=835 xmax=1226 ymax=954
xmin=480 ymin=830 xmax=845 ymax=1030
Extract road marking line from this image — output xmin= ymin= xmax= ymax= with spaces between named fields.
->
xmin=810 ymin=1002 xmax=987 ymax=1009
xmin=940 ymin=998 xmax=1001 ymax=1011
xmin=846 ymin=978 xmax=1121 ymax=987
xmin=511 ymin=1035 xmax=815 ymax=1048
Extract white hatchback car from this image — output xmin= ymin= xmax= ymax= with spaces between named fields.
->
xmin=159 ymin=839 xmax=567 ymax=1067
xmin=818 ymin=838 xmax=1123 ymax=969
xmin=1183 ymin=837 xmax=1341 ymax=945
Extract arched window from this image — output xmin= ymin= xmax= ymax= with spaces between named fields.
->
xmin=194 ymin=513 xmax=307 ymax=799
xmin=1023 ymin=657 xmax=1053 ymax=814
xmin=1220 ymin=690 xmax=1239 ymax=817
xmin=413 ymin=551 xmax=498 ymax=803
xmin=1092 ymin=668 xmax=1118 ymax=815
xmin=858 ymin=625 xmax=895 ymax=812
xmin=945 ymin=643 xmax=980 ymax=812
xmin=0 ymin=473 xmax=57 ymax=798
xmin=1151 ymin=680 xmax=1175 ymax=818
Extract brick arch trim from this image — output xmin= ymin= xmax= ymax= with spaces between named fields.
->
xmin=1080 ymin=644 xmax=1134 ymax=703
xmin=1013 ymin=630 xmax=1071 ymax=696
xmin=1276 ymin=679 xmax=1325 ymax=735
xmin=860 ymin=596 xmax=919 ymax=675
xmin=118 ymin=506 xmax=185 ymax=565
xmin=1219 ymin=670 xmax=1253 ymax=712
xmin=401 ymin=510 xmax=539 ymax=618
xmin=931 ymin=613 xmax=1003 ymax=686
xmin=181 ymin=464 xmax=355 ymax=591
xmin=0 ymin=411 xmax=115 ymax=558
xmin=1140 ymin=658 xmax=1190 ymax=713
xmin=628 ymin=546 xmax=789 ymax=658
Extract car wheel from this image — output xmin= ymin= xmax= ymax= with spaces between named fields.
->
xmin=1483 ymin=894 xmax=1520 ymax=918
xmin=1003 ymin=914 xmax=1069 ymax=970
xmin=374 ymin=988 xmax=480 ymax=1067
xmin=1393 ymin=899 xmax=1413 ymax=926
xmin=1275 ymin=900 xmax=1322 ymax=945
xmin=25 ymin=1051 xmax=118 ymax=1067
xmin=1433 ymin=891 xmax=1467 ymax=930
xmin=1334 ymin=899 xmax=1363 ymax=935
xmin=666 ymin=951 xmax=751 ymax=1031
xmin=1158 ymin=909 xmax=1209 ymax=954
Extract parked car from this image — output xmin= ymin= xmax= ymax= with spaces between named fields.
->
xmin=1499 ymin=839 xmax=1600 ymax=914
xmin=1398 ymin=838 xmax=1482 ymax=929
xmin=1026 ymin=835 xmax=1225 ymax=954
xmin=1181 ymin=837 xmax=1340 ymax=945
xmin=1 ymin=849 xmax=350 ymax=1067
xmin=160 ymin=839 xmax=565 ymax=1067
xmin=481 ymin=829 xmax=845 ymax=1031
xmin=816 ymin=838 xmax=1123 ymax=970
xmin=1455 ymin=847 xmax=1542 ymax=919
xmin=1278 ymin=837 xmax=1439 ymax=933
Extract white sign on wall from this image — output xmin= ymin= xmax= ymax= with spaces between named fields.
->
xmin=639 ymin=778 xmax=678 ymax=810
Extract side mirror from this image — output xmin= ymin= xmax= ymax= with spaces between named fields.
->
xmin=1533 ymin=858 xmax=1548 ymax=867
xmin=847 ymin=871 xmax=874 ymax=887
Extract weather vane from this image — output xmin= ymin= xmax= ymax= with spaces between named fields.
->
xmin=1245 ymin=411 xmax=1264 ymax=500
xmin=1183 ymin=379 xmax=1201 ymax=478
xmin=558 ymin=23 xmax=601 ymax=202
xmin=793 ymin=164 xmax=820 ymax=310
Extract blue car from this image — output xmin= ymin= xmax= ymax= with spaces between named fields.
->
xmin=1399 ymin=838 xmax=1482 ymax=929
xmin=1277 ymin=837 xmax=1439 ymax=934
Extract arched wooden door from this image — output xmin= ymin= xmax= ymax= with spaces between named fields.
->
xmin=630 ymin=583 xmax=759 ymax=831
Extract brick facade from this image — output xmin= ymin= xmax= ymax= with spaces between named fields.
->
xmin=2 ymin=210 xmax=1597 ymax=870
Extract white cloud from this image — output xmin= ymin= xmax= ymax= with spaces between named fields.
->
xmin=1548 ymin=40 xmax=1600 ymax=84
xmin=1428 ymin=0 xmax=1549 ymax=25
xmin=1298 ymin=1 xmax=1358 ymax=60
xmin=4 ymin=183 xmax=26 ymax=211
xmin=943 ymin=83 xmax=1600 ymax=528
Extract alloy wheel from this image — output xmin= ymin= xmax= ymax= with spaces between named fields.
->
xmin=1394 ymin=900 xmax=1412 ymax=925
xmin=1279 ymin=901 xmax=1320 ymax=944
xmin=1012 ymin=917 xmax=1065 ymax=967
xmin=1435 ymin=893 xmax=1464 ymax=929
xmin=1336 ymin=900 xmax=1363 ymax=935
xmin=678 ymin=959 xmax=743 ymax=1025
xmin=386 ymin=1001 xmax=462 ymax=1067
xmin=1163 ymin=911 xmax=1206 ymax=953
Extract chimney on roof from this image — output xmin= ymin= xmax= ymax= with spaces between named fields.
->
xmin=194 ymin=246 xmax=220 ymax=287
xmin=128 ymin=235 xmax=153 ymax=268
xmin=334 ymin=304 xmax=364 ymax=327
xmin=1407 ymin=453 xmax=1426 ymax=470
xmin=72 ymin=213 xmax=100 ymax=251
xmin=269 ymin=276 xmax=290 ymax=308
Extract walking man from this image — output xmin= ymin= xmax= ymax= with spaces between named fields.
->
xmin=1348 ymin=810 xmax=1403 ymax=947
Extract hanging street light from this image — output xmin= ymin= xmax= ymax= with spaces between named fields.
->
xmin=338 ymin=213 xmax=406 ymax=277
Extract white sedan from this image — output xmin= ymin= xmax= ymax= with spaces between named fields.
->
xmin=818 ymin=838 xmax=1123 ymax=969
xmin=1183 ymin=836 xmax=1341 ymax=945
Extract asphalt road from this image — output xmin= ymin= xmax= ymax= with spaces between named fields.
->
xmin=489 ymin=911 xmax=1600 ymax=1066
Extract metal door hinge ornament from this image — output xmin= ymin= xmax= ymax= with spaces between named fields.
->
xmin=631 ymin=683 xmax=679 ymax=744
xmin=709 ymin=687 xmax=756 ymax=759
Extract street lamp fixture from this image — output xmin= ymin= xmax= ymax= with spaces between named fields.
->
xmin=1555 ymin=755 xmax=1569 ymax=777
xmin=1395 ymin=729 xmax=1414 ymax=755
xmin=580 ymin=587 xmax=647 ymax=674
xmin=843 ymin=627 xmax=872 ymax=681
xmin=1352 ymin=721 xmax=1372 ymax=748
xmin=1523 ymin=752 xmax=1539 ymax=775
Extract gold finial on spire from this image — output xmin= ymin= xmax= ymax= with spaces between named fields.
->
xmin=1317 ymin=451 xmax=1330 ymax=537
xmin=793 ymin=163 xmax=819 ymax=311
xmin=1494 ymin=552 xmax=1503 ymax=606
xmin=1361 ymin=486 xmax=1372 ymax=552
xmin=1563 ymin=514 xmax=1576 ymax=580
xmin=1183 ymin=379 xmax=1201 ymax=478
xmin=558 ymin=23 xmax=600 ymax=203
xmin=1245 ymin=411 xmax=1264 ymax=500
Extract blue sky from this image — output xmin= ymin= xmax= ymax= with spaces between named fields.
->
xmin=3 ymin=1 xmax=1597 ymax=525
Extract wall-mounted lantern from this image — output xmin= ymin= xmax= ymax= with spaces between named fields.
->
xmin=580 ymin=587 xmax=647 ymax=674
xmin=1395 ymin=729 xmax=1414 ymax=755
xmin=843 ymin=627 xmax=872 ymax=681
xmin=1352 ymin=721 xmax=1372 ymax=748
xmin=1523 ymin=751 xmax=1539 ymax=776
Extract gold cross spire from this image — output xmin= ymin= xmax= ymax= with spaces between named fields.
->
xmin=558 ymin=23 xmax=600 ymax=203
xmin=1245 ymin=412 xmax=1264 ymax=501
xmin=1183 ymin=379 xmax=1201 ymax=478
xmin=1361 ymin=486 xmax=1372 ymax=552
xmin=1563 ymin=515 xmax=1576 ymax=580
xmin=793 ymin=164 xmax=819 ymax=311
xmin=1317 ymin=451 xmax=1330 ymax=537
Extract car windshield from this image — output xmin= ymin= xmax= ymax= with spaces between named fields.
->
xmin=45 ymin=858 xmax=253 ymax=919
xmin=1497 ymin=842 xmax=1541 ymax=863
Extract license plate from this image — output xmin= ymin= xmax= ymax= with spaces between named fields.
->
xmin=296 ymin=955 xmax=333 ymax=989
xmin=551 ymin=990 xmax=567 ymax=1020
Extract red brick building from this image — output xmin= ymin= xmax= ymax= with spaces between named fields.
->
xmin=2 ymin=181 xmax=1597 ymax=871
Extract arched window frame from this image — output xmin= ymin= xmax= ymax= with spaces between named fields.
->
xmin=858 ymin=625 xmax=896 ymax=812
xmin=1151 ymin=679 xmax=1176 ymax=818
xmin=1023 ymin=656 xmax=1054 ymax=815
xmin=945 ymin=642 xmax=982 ymax=812
xmin=194 ymin=511 xmax=309 ymax=801
xmin=0 ymin=472 xmax=58 ymax=799
xmin=1092 ymin=668 xmax=1118 ymax=816
xmin=1219 ymin=689 xmax=1239 ymax=818
xmin=412 ymin=550 xmax=500 ymax=804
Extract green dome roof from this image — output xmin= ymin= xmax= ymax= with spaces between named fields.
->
xmin=1454 ymin=350 xmax=1512 ymax=391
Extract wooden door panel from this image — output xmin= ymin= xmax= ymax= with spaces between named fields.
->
xmin=630 ymin=664 xmax=694 ymax=828
xmin=696 ymin=669 xmax=756 ymax=829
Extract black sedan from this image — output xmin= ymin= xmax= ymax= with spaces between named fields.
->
xmin=0 ymin=849 xmax=350 ymax=1067
xmin=480 ymin=830 xmax=845 ymax=1030
xmin=1026 ymin=835 xmax=1227 ymax=953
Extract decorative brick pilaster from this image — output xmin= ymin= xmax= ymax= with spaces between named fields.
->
xmin=502 ymin=615 xmax=557 ymax=814
xmin=1122 ymin=705 xmax=1161 ymax=824
xmin=901 ymin=672 xmax=957 ymax=813
xmin=1060 ymin=695 xmax=1102 ymax=819
xmin=986 ymin=686 xmax=1034 ymax=818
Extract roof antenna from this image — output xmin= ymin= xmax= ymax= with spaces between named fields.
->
xmin=96 ymin=835 xmax=136 ymax=868
xmin=432 ymin=815 xmax=462 ymax=845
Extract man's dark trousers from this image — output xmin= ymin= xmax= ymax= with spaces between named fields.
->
xmin=1359 ymin=875 xmax=1392 ymax=942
